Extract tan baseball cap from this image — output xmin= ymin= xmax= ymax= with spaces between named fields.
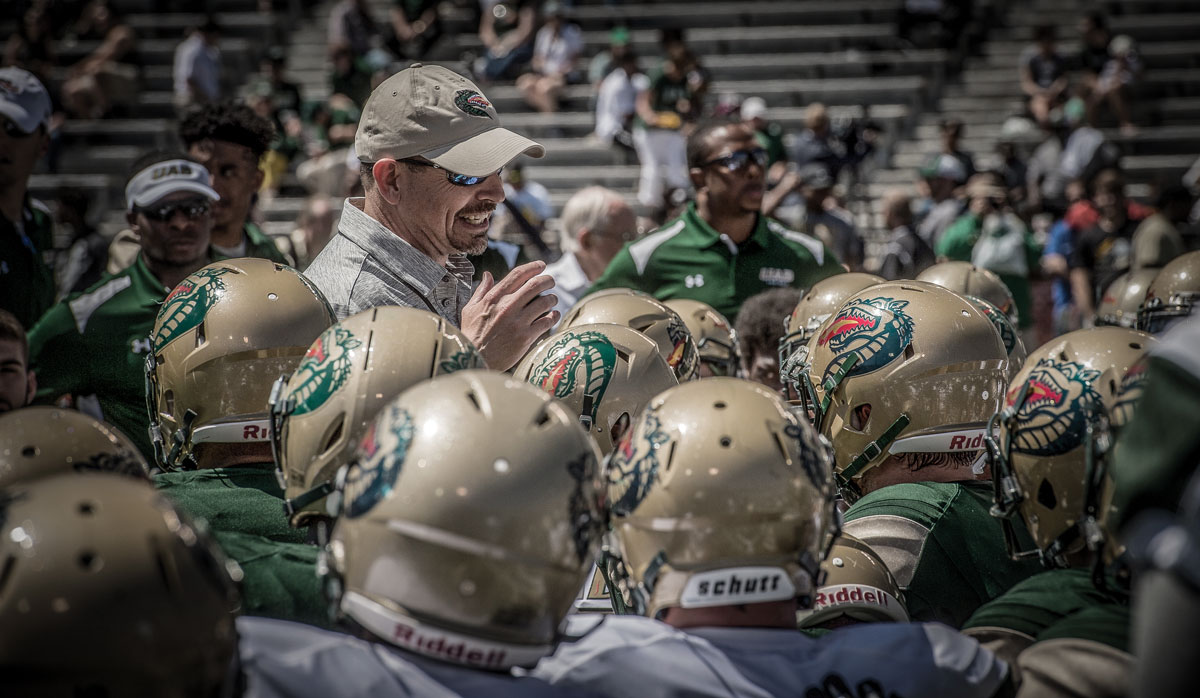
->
xmin=356 ymin=64 xmax=545 ymax=177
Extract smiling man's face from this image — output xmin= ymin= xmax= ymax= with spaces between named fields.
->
xmin=394 ymin=160 xmax=506 ymax=256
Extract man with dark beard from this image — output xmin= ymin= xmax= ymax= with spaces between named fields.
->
xmin=28 ymin=152 xmax=215 ymax=459
xmin=304 ymin=64 xmax=553 ymax=370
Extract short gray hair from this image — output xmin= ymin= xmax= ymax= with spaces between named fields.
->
xmin=559 ymin=186 xmax=627 ymax=254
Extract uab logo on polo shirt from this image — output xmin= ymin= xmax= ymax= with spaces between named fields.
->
xmin=287 ymin=325 xmax=363 ymax=416
xmin=153 ymin=266 xmax=233 ymax=350
xmin=759 ymin=267 xmax=795 ymax=286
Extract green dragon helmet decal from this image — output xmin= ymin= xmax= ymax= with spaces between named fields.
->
xmin=438 ymin=348 xmax=485 ymax=374
xmin=816 ymin=297 xmax=914 ymax=382
xmin=665 ymin=314 xmax=698 ymax=377
xmin=1110 ymin=358 xmax=1148 ymax=430
xmin=607 ymin=411 xmax=670 ymax=516
xmin=1006 ymin=357 xmax=1102 ymax=457
xmin=343 ymin=403 xmax=415 ymax=519
xmin=287 ymin=325 xmax=364 ymax=417
xmin=153 ymin=266 xmax=234 ymax=351
xmin=968 ymin=296 xmax=1018 ymax=356
xmin=454 ymin=89 xmax=493 ymax=119
xmin=527 ymin=331 xmax=618 ymax=427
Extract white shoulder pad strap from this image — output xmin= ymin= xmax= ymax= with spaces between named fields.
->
xmin=68 ymin=276 xmax=133 ymax=334
xmin=842 ymin=514 xmax=931 ymax=588
xmin=766 ymin=219 xmax=825 ymax=266
xmin=629 ymin=220 xmax=686 ymax=276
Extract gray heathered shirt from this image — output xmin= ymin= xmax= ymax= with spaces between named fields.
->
xmin=305 ymin=198 xmax=474 ymax=323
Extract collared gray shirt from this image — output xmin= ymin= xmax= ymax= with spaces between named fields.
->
xmin=305 ymin=198 xmax=474 ymax=323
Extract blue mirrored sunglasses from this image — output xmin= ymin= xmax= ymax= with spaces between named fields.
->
xmin=403 ymin=158 xmax=501 ymax=186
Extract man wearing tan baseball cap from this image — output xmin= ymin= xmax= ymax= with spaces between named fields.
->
xmin=305 ymin=63 xmax=555 ymax=371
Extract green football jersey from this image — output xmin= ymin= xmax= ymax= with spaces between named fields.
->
xmin=1035 ymin=602 xmax=1131 ymax=652
xmin=0 ymin=197 xmax=56 ymax=330
xmin=213 ymin=530 xmax=330 ymax=628
xmin=843 ymin=481 xmax=1043 ymax=628
xmin=963 ymin=569 xmax=1126 ymax=642
xmin=1110 ymin=350 xmax=1200 ymax=533
xmin=587 ymin=202 xmax=843 ymax=321
xmin=155 ymin=465 xmax=305 ymax=545
xmin=28 ymin=255 xmax=170 ymax=459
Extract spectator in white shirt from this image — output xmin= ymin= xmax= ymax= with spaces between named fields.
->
xmin=491 ymin=163 xmax=554 ymax=249
xmin=173 ymin=20 xmax=221 ymax=111
xmin=516 ymin=1 xmax=583 ymax=113
xmin=593 ymin=51 xmax=639 ymax=148
xmin=544 ymin=186 xmax=637 ymax=320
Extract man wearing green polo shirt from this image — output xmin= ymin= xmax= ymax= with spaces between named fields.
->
xmin=0 ymin=67 xmax=56 ymax=331
xmin=28 ymin=152 xmax=217 ymax=460
xmin=587 ymin=122 xmax=842 ymax=321
xmin=107 ymin=102 xmax=291 ymax=271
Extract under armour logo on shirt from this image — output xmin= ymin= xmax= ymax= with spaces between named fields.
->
xmin=131 ymin=337 xmax=153 ymax=354
xmin=685 ymin=274 xmax=705 ymax=288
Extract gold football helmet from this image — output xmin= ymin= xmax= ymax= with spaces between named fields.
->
xmin=146 ymin=259 xmax=335 ymax=471
xmin=514 ymin=323 xmax=677 ymax=456
xmin=0 ymin=474 xmax=241 ymax=696
xmin=988 ymin=327 xmax=1156 ymax=569
xmin=604 ymin=377 xmax=837 ymax=619
xmin=780 ymin=273 xmax=885 ymax=391
xmin=0 ymin=407 xmax=150 ymax=488
xmin=269 ymin=306 xmax=484 ymax=527
xmin=797 ymin=533 xmax=909 ymax=628
xmin=1097 ymin=268 xmax=1158 ymax=328
xmin=917 ymin=261 xmax=1018 ymax=324
xmin=798 ymin=281 xmax=1008 ymax=500
xmin=326 ymin=371 xmax=604 ymax=670
xmin=1138 ymin=251 xmax=1200 ymax=335
xmin=561 ymin=290 xmax=699 ymax=381
xmin=663 ymin=298 xmax=740 ymax=377
xmin=966 ymin=295 xmax=1028 ymax=382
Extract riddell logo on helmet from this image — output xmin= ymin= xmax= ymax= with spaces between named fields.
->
xmin=680 ymin=566 xmax=795 ymax=608
xmin=948 ymin=433 xmax=986 ymax=450
xmin=392 ymin=622 xmax=508 ymax=669
xmin=814 ymin=584 xmax=894 ymax=610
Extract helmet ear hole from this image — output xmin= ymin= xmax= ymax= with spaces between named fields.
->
xmin=318 ymin=415 xmax=346 ymax=458
xmin=610 ymin=412 xmax=631 ymax=445
xmin=850 ymin=404 xmax=872 ymax=431
xmin=195 ymin=321 xmax=206 ymax=347
xmin=1037 ymin=478 xmax=1057 ymax=510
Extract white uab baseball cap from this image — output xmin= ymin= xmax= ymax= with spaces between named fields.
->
xmin=355 ymin=64 xmax=544 ymax=177
xmin=125 ymin=158 xmax=220 ymax=212
xmin=0 ymin=67 xmax=52 ymax=135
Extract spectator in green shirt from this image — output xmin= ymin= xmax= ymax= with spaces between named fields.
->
xmin=588 ymin=121 xmax=842 ymax=321
xmin=741 ymin=96 xmax=787 ymax=173
xmin=935 ymin=173 xmax=1041 ymax=331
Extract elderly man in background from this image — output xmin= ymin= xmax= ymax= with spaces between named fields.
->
xmin=304 ymin=63 xmax=555 ymax=371
xmin=543 ymin=186 xmax=638 ymax=319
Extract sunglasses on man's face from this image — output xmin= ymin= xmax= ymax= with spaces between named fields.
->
xmin=136 ymin=199 xmax=211 ymax=222
xmin=403 ymin=158 xmax=501 ymax=186
xmin=703 ymin=147 xmax=768 ymax=173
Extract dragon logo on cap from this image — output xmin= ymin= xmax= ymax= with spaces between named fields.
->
xmin=817 ymin=297 xmax=914 ymax=382
xmin=527 ymin=330 xmax=617 ymax=428
xmin=343 ymin=404 xmax=415 ymax=518
xmin=1007 ymin=357 xmax=1101 ymax=456
xmin=287 ymin=325 xmax=363 ymax=416
xmin=454 ymin=89 xmax=493 ymax=119
xmin=153 ymin=266 xmax=234 ymax=351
